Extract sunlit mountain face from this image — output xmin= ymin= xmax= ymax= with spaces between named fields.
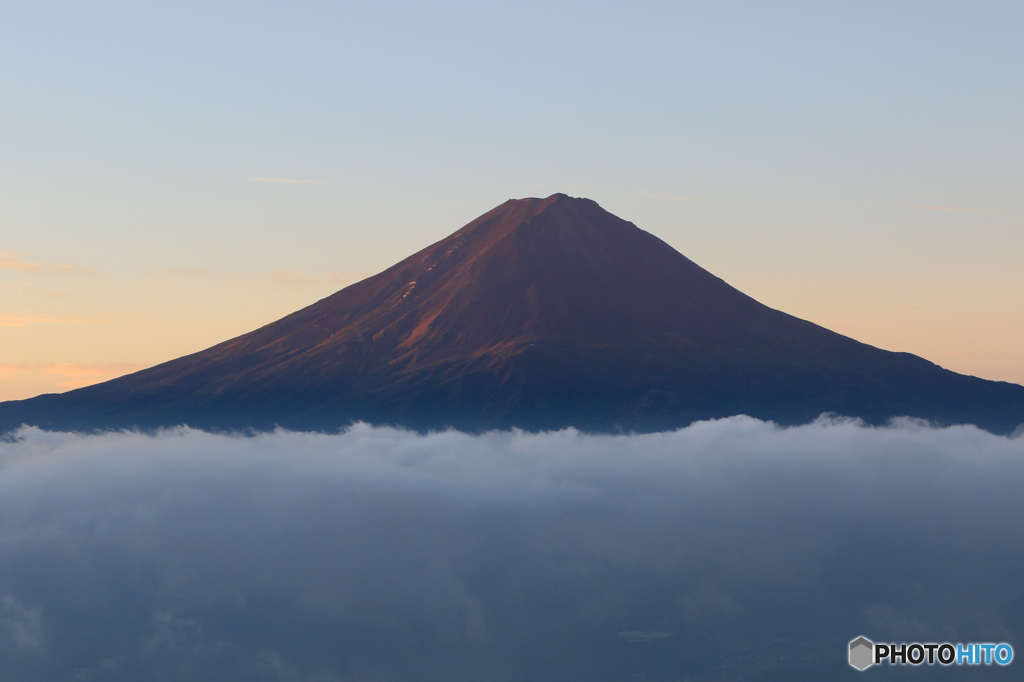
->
xmin=2 ymin=194 xmax=1022 ymax=434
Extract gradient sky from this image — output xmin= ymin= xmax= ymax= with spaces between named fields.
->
xmin=2 ymin=0 xmax=1022 ymax=401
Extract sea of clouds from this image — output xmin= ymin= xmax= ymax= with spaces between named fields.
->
xmin=1 ymin=417 xmax=1022 ymax=681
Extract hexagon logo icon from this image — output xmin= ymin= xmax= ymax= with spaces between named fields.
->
xmin=849 ymin=636 xmax=874 ymax=671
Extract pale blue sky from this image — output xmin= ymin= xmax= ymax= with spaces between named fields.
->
xmin=1 ymin=1 xmax=1022 ymax=398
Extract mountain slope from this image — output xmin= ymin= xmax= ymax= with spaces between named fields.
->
xmin=3 ymin=194 xmax=1023 ymax=434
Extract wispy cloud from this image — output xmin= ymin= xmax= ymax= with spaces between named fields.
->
xmin=0 ymin=282 xmax=71 ymax=299
xmin=0 ymin=365 xmax=25 ymax=378
xmin=245 ymin=176 xmax=318 ymax=185
xmin=42 ymin=363 xmax=145 ymax=379
xmin=269 ymin=270 xmax=316 ymax=288
xmin=903 ymin=204 xmax=1003 ymax=216
xmin=0 ymin=362 xmax=144 ymax=393
xmin=42 ymin=362 xmax=146 ymax=388
xmin=0 ymin=315 xmax=111 ymax=328
xmin=0 ymin=251 xmax=99 ymax=277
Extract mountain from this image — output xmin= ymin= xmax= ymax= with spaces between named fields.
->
xmin=2 ymin=193 xmax=1023 ymax=434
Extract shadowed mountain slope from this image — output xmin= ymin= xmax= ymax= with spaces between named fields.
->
xmin=3 ymin=194 xmax=1023 ymax=434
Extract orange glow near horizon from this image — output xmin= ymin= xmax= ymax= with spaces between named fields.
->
xmin=1 ymin=228 xmax=1022 ymax=403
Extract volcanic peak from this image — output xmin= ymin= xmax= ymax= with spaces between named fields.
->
xmin=3 ymin=193 xmax=1023 ymax=435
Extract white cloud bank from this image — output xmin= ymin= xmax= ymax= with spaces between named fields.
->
xmin=0 ymin=418 xmax=1022 ymax=681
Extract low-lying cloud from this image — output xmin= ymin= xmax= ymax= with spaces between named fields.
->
xmin=0 ymin=418 xmax=1022 ymax=681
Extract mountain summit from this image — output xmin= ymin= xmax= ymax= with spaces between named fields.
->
xmin=3 ymin=194 xmax=1023 ymax=433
